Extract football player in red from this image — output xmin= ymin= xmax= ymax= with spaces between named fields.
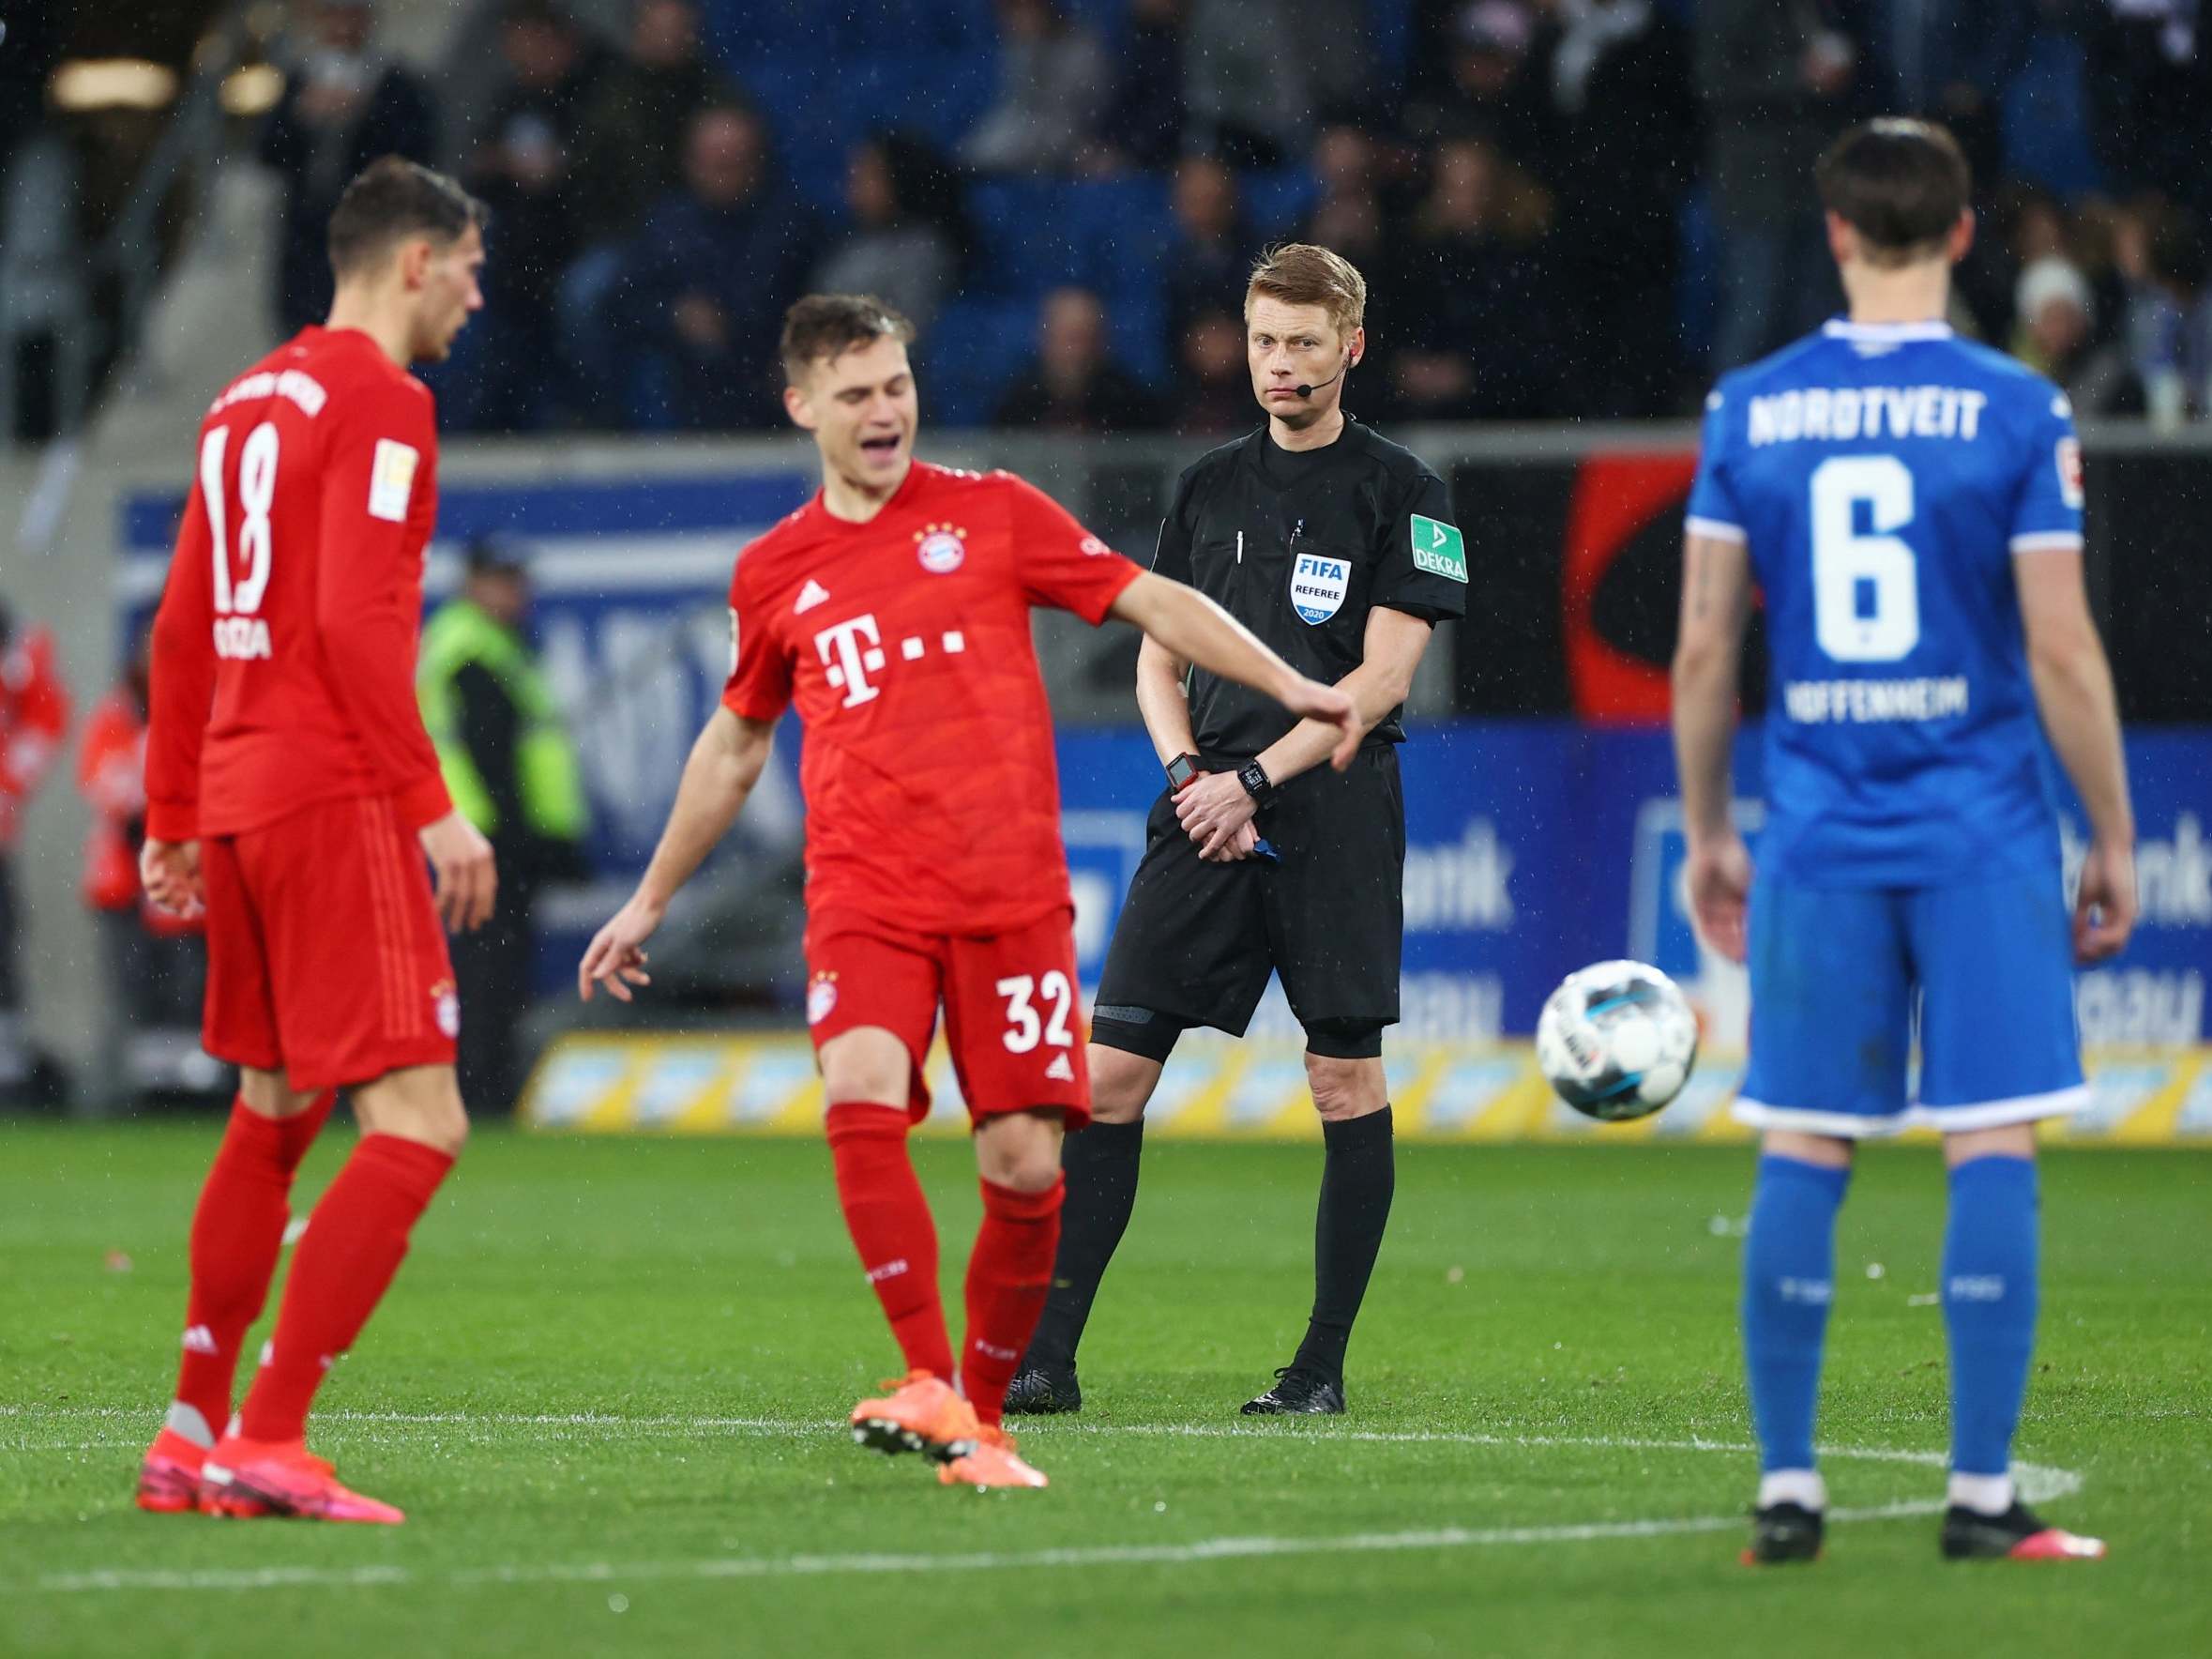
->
xmin=135 ymin=158 xmax=496 ymax=1525
xmin=580 ymin=294 xmax=1359 ymax=1490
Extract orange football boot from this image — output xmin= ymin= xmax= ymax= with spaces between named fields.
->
xmin=135 ymin=1428 xmax=213 ymax=1514
xmin=849 ymin=1370 xmax=982 ymax=1463
xmin=197 ymin=1437 xmax=403 ymax=1524
xmin=937 ymin=1424 xmax=1049 ymax=1489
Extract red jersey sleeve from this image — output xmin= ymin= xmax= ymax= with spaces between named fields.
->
xmin=1000 ymin=472 xmax=1144 ymax=624
xmin=720 ymin=548 xmax=795 ymax=723
xmin=144 ymin=468 xmax=218 ymax=842
xmin=314 ymin=375 xmax=451 ymax=829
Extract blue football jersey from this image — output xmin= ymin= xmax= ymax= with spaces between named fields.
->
xmin=1687 ymin=319 xmax=2083 ymax=888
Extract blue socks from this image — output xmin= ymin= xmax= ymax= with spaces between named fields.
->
xmin=1943 ymin=1155 xmax=2039 ymax=1480
xmin=1742 ymin=1154 xmax=1850 ymax=1480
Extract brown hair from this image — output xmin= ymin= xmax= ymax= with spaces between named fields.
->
xmin=326 ymin=157 xmax=487 ymax=279
xmin=1245 ymin=243 xmax=1367 ymax=338
xmin=1815 ymin=119 xmax=1972 ymax=266
xmin=780 ymin=294 xmax=916 ymax=383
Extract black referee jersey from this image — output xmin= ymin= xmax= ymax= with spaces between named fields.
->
xmin=1151 ymin=417 xmax=1468 ymax=760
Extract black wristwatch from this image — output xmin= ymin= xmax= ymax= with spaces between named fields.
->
xmin=1236 ymin=759 xmax=1274 ymax=805
xmin=1165 ymin=753 xmax=1202 ymax=793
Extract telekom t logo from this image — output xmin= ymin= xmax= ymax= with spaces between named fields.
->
xmin=814 ymin=614 xmax=886 ymax=707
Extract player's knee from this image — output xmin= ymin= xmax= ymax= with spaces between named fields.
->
xmin=1304 ymin=1047 xmax=1386 ymax=1121
xmin=356 ymin=1066 xmax=470 ymax=1157
xmin=975 ymin=1110 xmax=1064 ymax=1192
xmin=1084 ymin=1041 xmax=1162 ymax=1124
xmin=817 ymin=1028 xmax=914 ymax=1108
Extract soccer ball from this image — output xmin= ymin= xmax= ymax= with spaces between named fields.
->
xmin=1535 ymin=960 xmax=1699 ymax=1122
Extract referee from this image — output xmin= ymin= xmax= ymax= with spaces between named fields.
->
xmin=1008 ymin=244 xmax=1467 ymax=1417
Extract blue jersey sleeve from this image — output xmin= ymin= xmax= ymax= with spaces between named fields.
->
xmin=2007 ymin=387 xmax=2084 ymax=553
xmin=1685 ymin=387 xmax=1747 ymax=542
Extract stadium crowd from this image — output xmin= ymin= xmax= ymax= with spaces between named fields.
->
xmin=3 ymin=0 xmax=2210 ymax=437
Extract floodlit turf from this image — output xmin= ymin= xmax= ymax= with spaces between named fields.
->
xmin=1 ymin=1122 xmax=2205 ymax=1659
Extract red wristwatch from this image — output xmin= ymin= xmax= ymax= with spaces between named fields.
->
xmin=1165 ymin=753 xmax=1202 ymax=793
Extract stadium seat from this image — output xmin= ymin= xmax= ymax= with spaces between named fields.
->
xmin=965 ymin=178 xmax=1083 ymax=297
xmin=917 ymin=297 xmax=1040 ymax=427
xmin=1063 ymin=175 xmax=1174 ymax=303
xmin=1239 ymin=167 xmax=1320 ymax=243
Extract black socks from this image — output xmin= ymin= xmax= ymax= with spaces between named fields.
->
xmin=1293 ymin=1105 xmax=1396 ymax=1383
xmin=1023 ymin=1117 xmax=1146 ymax=1368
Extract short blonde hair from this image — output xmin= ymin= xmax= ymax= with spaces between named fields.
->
xmin=1246 ymin=243 xmax=1366 ymax=339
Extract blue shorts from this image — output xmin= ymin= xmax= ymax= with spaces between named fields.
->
xmin=1734 ymin=871 xmax=2086 ymax=1139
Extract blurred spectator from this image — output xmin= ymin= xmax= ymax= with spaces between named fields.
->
xmin=570 ymin=0 xmax=738 ymax=248
xmin=1092 ymin=0 xmax=1188 ymax=173
xmin=1297 ymin=125 xmax=1395 ymax=289
xmin=1163 ymin=157 xmax=1251 ymax=340
xmin=1876 ymin=0 xmax=2033 ymax=186
xmin=1385 ymin=138 xmax=1555 ymax=419
xmin=560 ymin=0 xmax=744 ymax=425
xmin=420 ymin=539 xmax=590 ymax=1110
xmin=960 ymin=0 xmax=1111 ymax=175
xmin=452 ymin=0 xmax=611 ymax=430
xmin=1546 ymin=0 xmax=1699 ymax=416
xmin=259 ymin=0 xmax=438 ymax=335
xmin=78 ymin=640 xmax=209 ymax=1106
xmin=624 ymin=104 xmax=820 ymax=429
xmin=1697 ymin=0 xmax=1859 ymax=369
xmin=1287 ymin=0 xmax=1381 ymax=126
xmin=995 ymin=287 xmax=1160 ymax=431
xmin=812 ymin=134 xmax=966 ymax=337
xmin=1172 ymin=307 xmax=1255 ymax=434
xmin=2087 ymin=1 xmax=2212 ymax=221
xmin=1184 ymin=0 xmax=1312 ymax=167
xmin=2010 ymin=254 xmax=2144 ymax=415
xmin=0 ymin=597 xmax=70 ymax=1105
xmin=1402 ymin=2 xmax=1558 ymax=180
xmin=2123 ymin=205 xmax=2212 ymax=426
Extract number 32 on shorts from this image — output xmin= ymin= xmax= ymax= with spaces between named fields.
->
xmin=996 ymin=972 xmax=1075 ymax=1054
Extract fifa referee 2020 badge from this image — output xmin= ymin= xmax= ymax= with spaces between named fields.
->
xmin=1007 ymin=244 xmax=1469 ymax=1421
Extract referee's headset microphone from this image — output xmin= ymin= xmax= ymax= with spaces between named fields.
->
xmin=1294 ymin=347 xmax=1357 ymax=399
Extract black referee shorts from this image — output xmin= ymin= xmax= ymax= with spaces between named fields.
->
xmin=1091 ymin=745 xmax=1404 ymax=1062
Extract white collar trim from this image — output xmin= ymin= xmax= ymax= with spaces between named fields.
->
xmin=1822 ymin=318 xmax=1954 ymax=342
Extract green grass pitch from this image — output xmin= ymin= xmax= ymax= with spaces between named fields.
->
xmin=2 ymin=1122 xmax=2206 ymax=1658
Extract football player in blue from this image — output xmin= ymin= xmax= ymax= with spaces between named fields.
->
xmin=1672 ymin=119 xmax=2135 ymax=1567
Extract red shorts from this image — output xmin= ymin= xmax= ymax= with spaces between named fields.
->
xmin=803 ymin=906 xmax=1089 ymax=1128
xmin=200 ymin=794 xmax=458 ymax=1093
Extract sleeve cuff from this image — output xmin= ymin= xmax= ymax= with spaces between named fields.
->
xmin=393 ymin=772 xmax=454 ymax=830
xmin=1083 ymin=558 xmax=1147 ymax=627
xmin=1684 ymin=515 xmax=1748 ymax=544
xmin=2009 ymin=530 xmax=2083 ymax=554
xmin=144 ymin=800 xmax=198 ymax=842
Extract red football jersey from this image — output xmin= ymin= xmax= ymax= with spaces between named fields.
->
xmin=722 ymin=462 xmax=1143 ymax=936
xmin=145 ymin=327 xmax=451 ymax=842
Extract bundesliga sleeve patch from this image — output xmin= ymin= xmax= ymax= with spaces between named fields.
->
xmin=368 ymin=439 xmax=420 ymax=524
xmin=2056 ymin=437 xmax=2084 ymax=510
xmin=1409 ymin=514 xmax=1467 ymax=583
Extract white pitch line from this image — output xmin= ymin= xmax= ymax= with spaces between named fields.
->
xmin=1 ymin=1406 xmax=2085 ymax=1596
xmin=18 ymin=1500 xmax=1962 ymax=1597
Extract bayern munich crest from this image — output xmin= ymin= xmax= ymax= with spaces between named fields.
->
xmin=432 ymin=980 xmax=461 ymax=1040
xmin=807 ymin=973 xmax=839 ymax=1026
xmin=915 ymin=523 xmax=967 ymax=574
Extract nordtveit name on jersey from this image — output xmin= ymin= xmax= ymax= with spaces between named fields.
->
xmin=1747 ymin=384 xmax=1990 ymax=447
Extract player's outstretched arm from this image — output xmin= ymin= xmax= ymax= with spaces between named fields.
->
xmin=2017 ymin=547 xmax=2137 ymax=961
xmin=579 ymin=708 xmax=774 ymax=1002
xmin=1670 ymin=532 xmax=1755 ymax=964
xmin=1110 ymin=572 xmax=1359 ymax=768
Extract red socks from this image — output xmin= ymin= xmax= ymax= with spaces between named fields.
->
xmin=826 ymin=1103 xmax=955 ymax=1381
xmin=962 ymin=1177 xmax=1064 ymax=1426
xmin=236 ymin=1133 xmax=453 ymax=1444
xmin=171 ymin=1091 xmax=336 ymax=1441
